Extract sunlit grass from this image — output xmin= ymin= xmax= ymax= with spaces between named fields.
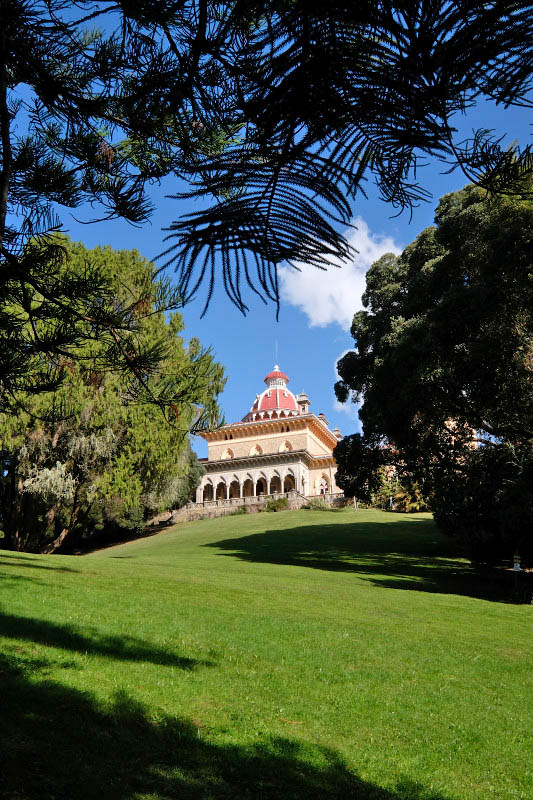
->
xmin=1 ymin=509 xmax=531 ymax=799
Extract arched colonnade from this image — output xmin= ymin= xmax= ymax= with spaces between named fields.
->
xmin=198 ymin=467 xmax=298 ymax=503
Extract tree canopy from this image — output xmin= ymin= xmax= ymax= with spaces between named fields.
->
xmin=0 ymin=0 xmax=532 ymax=394
xmin=335 ymin=183 xmax=533 ymax=562
xmin=0 ymin=237 xmax=225 ymax=553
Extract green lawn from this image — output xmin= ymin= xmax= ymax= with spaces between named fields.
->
xmin=1 ymin=509 xmax=531 ymax=800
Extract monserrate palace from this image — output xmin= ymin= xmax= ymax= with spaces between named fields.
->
xmin=196 ymin=366 xmax=343 ymax=503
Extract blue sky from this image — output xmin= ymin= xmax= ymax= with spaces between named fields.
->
xmin=61 ymin=101 xmax=532 ymax=457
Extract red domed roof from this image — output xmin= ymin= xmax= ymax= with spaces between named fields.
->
xmin=264 ymin=367 xmax=289 ymax=383
xmin=251 ymin=389 xmax=298 ymax=413
xmin=242 ymin=365 xmax=299 ymax=421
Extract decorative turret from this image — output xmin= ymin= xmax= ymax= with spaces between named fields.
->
xmin=317 ymin=412 xmax=329 ymax=427
xmin=264 ymin=365 xmax=289 ymax=388
xmin=297 ymin=390 xmax=310 ymax=415
xmin=333 ymin=426 xmax=342 ymax=440
xmin=242 ymin=365 xmax=299 ymax=421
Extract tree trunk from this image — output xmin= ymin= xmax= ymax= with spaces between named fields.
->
xmin=42 ymin=526 xmax=71 ymax=554
xmin=42 ymin=496 xmax=81 ymax=554
xmin=7 ymin=477 xmax=25 ymax=551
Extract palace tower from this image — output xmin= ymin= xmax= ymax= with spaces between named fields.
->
xmin=195 ymin=366 xmax=342 ymax=503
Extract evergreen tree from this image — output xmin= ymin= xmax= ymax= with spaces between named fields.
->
xmin=0 ymin=238 xmax=224 ymax=553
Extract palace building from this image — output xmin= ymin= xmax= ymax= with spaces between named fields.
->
xmin=195 ymin=366 xmax=343 ymax=504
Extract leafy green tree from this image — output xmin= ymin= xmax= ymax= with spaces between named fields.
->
xmin=0 ymin=238 xmax=224 ymax=553
xmin=430 ymin=441 xmax=533 ymax=566
xmin=335 ymin=184 xmax=533 ymax=561
xmin=334 ymin=435 xmax=428 ymax=512
xmin=392 ymin=481 xmax=428 ymax=514
xmin=333 ymin=433 xmax=388 ymax=505
xmin=0 ymin=0 xmax=532 ymax=397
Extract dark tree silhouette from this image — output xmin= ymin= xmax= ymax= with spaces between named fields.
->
xmin=1 ymin=1 xmax=532 ymax=403
xmin=335 ymin=183 xmax=533 ymax=564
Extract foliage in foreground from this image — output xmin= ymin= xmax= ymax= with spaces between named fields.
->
xmin=0 ymin=0 xmax=532 ymax=409
xmin=335 ymin=184 xmax=533 ymax=563
xmin=0 ymin=239 xmax=225 ymax=553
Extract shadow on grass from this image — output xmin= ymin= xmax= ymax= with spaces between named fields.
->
xmin=205 ymin=518 xmax=511 ymax=602
xmin=0 ymin=651 xmax=454 ymax=800
xmin=0 ymin=611 xmax=211 ymax=670
xmin=0 ymin=553 xmax=78 ymax=572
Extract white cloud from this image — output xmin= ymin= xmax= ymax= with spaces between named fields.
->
xmin=279 ymin=217 xmax=401 ymax=329
xmin=333 ymin=398 xmax=359 ymax=420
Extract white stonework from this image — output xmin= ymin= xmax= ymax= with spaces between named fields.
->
xmin=196 ymin=366 xmax=343 ymax=504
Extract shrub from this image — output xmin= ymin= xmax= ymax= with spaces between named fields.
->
xmin=303 ymin=497 xmax=329 ymax=511
xmin=265 ymin=496 xmax=289 ymax=513
xmin=229 ymin=505 xmax=247 ymax=516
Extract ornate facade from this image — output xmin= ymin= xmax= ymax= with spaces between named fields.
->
xmin=195 ymin=366 xmax=342 ymax=503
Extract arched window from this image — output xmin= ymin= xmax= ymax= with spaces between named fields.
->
xmin=269 ymin=475 xmax=282 ymax=493
xmin=256 ymin=477 xmax=267 ymax=495
xmin=283 ymin=474 xmax=295 ymax=492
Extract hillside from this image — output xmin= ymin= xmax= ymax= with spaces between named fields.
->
xmin=1 ymin=510 xmax=531 ymax=799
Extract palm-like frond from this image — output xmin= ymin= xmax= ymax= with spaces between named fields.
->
xmin=160 ymin=1 xmax=533 ymax=309
xmin=160 ymin=148 xmax=354 ymax=314
xmin=2 ymin=0 xmax=533 ymax=405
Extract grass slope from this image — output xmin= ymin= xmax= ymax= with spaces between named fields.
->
xmin=1 ymin=509 xmax=531 ymax=800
